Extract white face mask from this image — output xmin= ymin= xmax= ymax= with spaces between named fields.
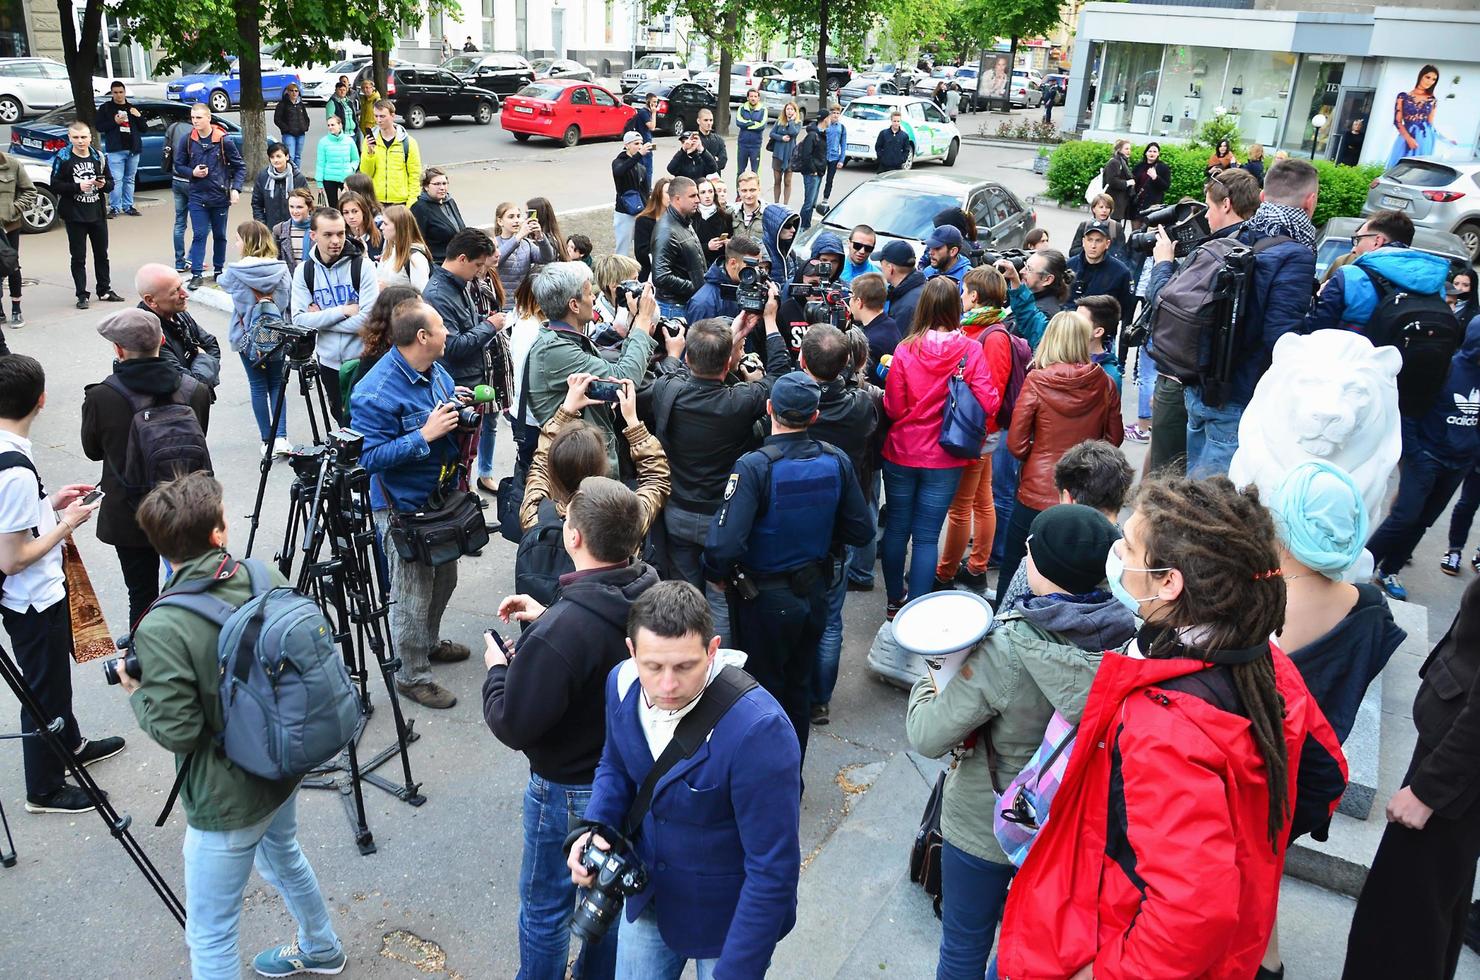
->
xmin=1105 ymin=544 xmax=1170 ymax=614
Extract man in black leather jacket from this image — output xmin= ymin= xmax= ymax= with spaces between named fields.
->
xmin=135 ymin=263 xmax=221 ymax=396
xmin=653 ymin=176 xmax=706 ymax=318
xmin=667 ymin=130 xmax=720 ymax=183
xmin=426 ymin=227 xmax=499 ymax=389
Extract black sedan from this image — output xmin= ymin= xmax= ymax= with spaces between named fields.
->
xmin=439 ymin=52 xmax=535 ymax=96
xmin=354 ymin=64 xmax=499 ymax=128
xmin=621 ymin=81 xmax=717 ymax=137
xmin=532 ymin=58 xmax=593 ymax=82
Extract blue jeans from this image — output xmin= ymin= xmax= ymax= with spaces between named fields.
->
xmin=799 ymin=173 xmax=822 ymax=229
xmin=188 ymin=201 xmax=230 ymax=275
xmin=1368 ymin=449 xmax=1469 ymax=577
xmin=613 ymin=211 xmax=635 ymax=257
xmin=661 ymin=503 xmax=730 ymax=644
xmin=937 ymin=840 xmax=1015 ymax=980
xmin=815 ymin=558 xmax=848 ymax=706
xmin=881 ymin=460 xmax=964 ymax=603
xmin=735 ymin=141 xmax=761 ymax=183
xmin=240 ymin=351 xmax=288 ymax=441
xmin=477 ymin=409 xmax=497 ymax=479
xmin=988 ymin=439 xmax=1021 ymax=566
xmin=1183 ymin=386 xmax=1244 ymax=479
xmin=280 ymin=132 xmax=305 ymax=170
xmin=616 ymin=904 xmax=716 ymax=980
xmin=172 ymin=182 xmax=190 ymax=270
xmin=106 ymin=150 xmax=138 ymax=211
xmin=846 ymin=475 xmax=879 ymax=586
xmin=658 ymin=300 xmax=687 ymax=320
xmin=1136 ymin=349 xmax=1155 ymax=419
xmin=182 ymin=792 xmax=341 ymax=980
xmin=1448 ymin=464 xmax=1480 ymax=552
xmin=519 ymin=774 xmax=616 ymax=980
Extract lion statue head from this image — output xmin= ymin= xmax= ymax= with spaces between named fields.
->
xmin=1228 ymin=330 xmax=1402 ymax=530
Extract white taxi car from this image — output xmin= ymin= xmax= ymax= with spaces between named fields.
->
xmin=840 ymin=95 xmax=960 ymax=169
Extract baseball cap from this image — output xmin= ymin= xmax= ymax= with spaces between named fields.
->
xmin=924 ymin=225 xmax=965 ymax=250
xmin=770 ymin=372 xmax=822 ymax=426
xmin=1081 ymin=219 xmax=1113 ymax=239
xmin=878 ymin=239 xmax=916 ymax=267
xmin=96 ymin=308 xmax=163 ymax=353
xmin=622 ymin=131 xmax=643 ymax=145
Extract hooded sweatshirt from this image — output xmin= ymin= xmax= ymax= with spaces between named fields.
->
xmin=883 ymin=329 xmax=1000 ymax=469
xmin=481 ymin=560 xmax=661 ymax=783
xmin=291 ymin=240 xmax=380 ymax=369
xmin=1414 ymin=314 xmax=1480 ymax=467
xmin=217 ymin=257 xmax=293 ymax=353
xmin=761 ymin=204 xmax=800 ymax=283
xmin=250 ymin=162 xmax=307 ymax=228
xmin=1308 ymin=244 xmax=1452 ymax=332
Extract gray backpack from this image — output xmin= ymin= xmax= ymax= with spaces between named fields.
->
xmin=154 ymin=559 xmax=362 ymax=781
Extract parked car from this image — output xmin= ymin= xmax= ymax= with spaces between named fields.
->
xmin=9 ymin=98 xmax=246 ymax=232
xmin=758 ymin=73 xmax=823 ymax=120
xmin=1316 ymin=215 xmax=1472 ymax=282
xmin=500 ymin=80 xmax=635 ymax=147
xmin=792 ymin=171 xmax=1036 ymax=267
xmin=622 ymin=80 xmax=716 ymax=136
xmin=693 ymin=60 xmax=781 ymax=102
xmin=1009 ymin=69 xmax=1042 ymax=108
xmin=531 ymin=58 xmax=593 ymax=82
xmin=297 ymin=57 xmax=371 ymax=104
xmin=840 ymin=95 xmax=961 ymax=168
xmin=367 ymin=65 xmax=498 ymax=128
xmin=166 ymin=58 xmax=299 ymax=112
xmin=439 ymin=52 xmax=535 ymax=96
xmin=837 ymin=74 xmax=899 ymax=110
xmin=1362 ymin=157 xmax=1480 ymax=261
xmin=621 ymin=54 xmax=688 ymax=94
xmin=0 ymin=58 xmax=107 ymax=124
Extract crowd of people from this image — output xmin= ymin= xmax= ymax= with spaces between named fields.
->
xmin=2 ymin=86 xmax=1480 ymax=980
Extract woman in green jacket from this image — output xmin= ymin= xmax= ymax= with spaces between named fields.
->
xmin=315 ymin=113 xmax=360 ymax=208
xmin=905 ymin=504 xmax=1136 ymax=980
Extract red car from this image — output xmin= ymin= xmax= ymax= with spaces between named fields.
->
xmin=500 ymin=80 xmax=635 ymax=148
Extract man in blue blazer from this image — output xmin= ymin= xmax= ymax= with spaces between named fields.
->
xmin=568 ymin=581 xmax=802 ymax=979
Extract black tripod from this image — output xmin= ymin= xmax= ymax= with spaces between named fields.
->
xmin=275 ymin=440 xmax=424 ymax=854
xmin=0 ymin=642 xmax=185 ymax=924
xmin=244 ymin=343 xmax=337 ymax=559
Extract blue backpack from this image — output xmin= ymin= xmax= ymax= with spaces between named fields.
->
xmin=153 ymin=559 xmax=362 ymax=781
xmin=938 ymin=355 xmax=989 ymax=459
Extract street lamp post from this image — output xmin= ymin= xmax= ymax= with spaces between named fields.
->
xmin=1310 ymin=112 xmax=1328 ymax=160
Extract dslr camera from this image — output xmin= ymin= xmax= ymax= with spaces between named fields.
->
xmin=615 ymin=279 xmax=644 ymax=310
xmin=789 ymin=281 xmax=851 ymax=328
xmin=736 ymin=256 xmax=771 ymax=315
xmin=440 ymin=400 xmax=481 ymax=430
xmin=983 ymin=248 xmax=1029 ymax=271
xmin=1128 ymin=201 xmax=1211 ymax=259
xmin=102 ymin=636 xmax=139 ymax=686
xmin=566 ymin=825 xmax=649 ymax=944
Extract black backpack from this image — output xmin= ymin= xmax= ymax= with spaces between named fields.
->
xmin=514 ymin=497 xmax=574 ymax=612
xmin=1360 ymin=269 xmax=1463 ymax=417
xmin=103 ymin=375 xmax=212 ymax=506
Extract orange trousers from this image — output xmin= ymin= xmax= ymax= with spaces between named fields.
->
xmin=935 ymin=454 xmax=995 ymax=580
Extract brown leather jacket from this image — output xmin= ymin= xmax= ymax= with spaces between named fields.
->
xmin=520 ymin=406 xmax=670 ymax=533
xmin=1007 ymin=362 xmax=1123 ymax=510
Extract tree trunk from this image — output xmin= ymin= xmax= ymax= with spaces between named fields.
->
xmin=715 ymin=4 xmax=738 ymax=132
xmin=59 ymin=0 xmax=104 ymax=128
xmin=373 ymin=48 xmax=391 ymax=98
xmin=234 ymin=0 xmax=267 ymax=178
xmin=815 ymin=1 xmax=829 ymax=104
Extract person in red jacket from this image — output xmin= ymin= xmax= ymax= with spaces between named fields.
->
xmin=881 ymin=277 xmax=999 ymax=619
xmin=995 ymin=309 xmax=1123 ymax=608
xmin=996 ymin=475 xmax=1347 ymax=980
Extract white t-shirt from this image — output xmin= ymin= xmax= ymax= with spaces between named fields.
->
xmin=0 ymin=430 xmax=63 ymax=614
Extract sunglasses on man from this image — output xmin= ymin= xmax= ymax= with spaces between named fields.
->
xmin=849 ymin=240 xmax=875 ymax=254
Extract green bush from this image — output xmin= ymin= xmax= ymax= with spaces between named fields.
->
xmin=1192 ymin=115 xmax=1243 ymax=153
xmin=1045 ymin=139 xmax=1382 ymax=226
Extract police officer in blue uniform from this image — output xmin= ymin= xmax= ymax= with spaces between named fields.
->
xmin=702 ymin=371 xmax=873 ymax=760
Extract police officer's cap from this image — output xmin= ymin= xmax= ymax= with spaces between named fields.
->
xmin=771 ymin=372 xmax=822 ymax=426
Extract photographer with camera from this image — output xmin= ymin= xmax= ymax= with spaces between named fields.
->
xmin=686 ymin=235 xmax=764 ymax=324
xmin=292 ymin=206 xmax=381 ymax=425
xmin=998 ymin=248 xmax=1073 ymax=349
xmin=1067 ymin=220 xmax=1135 ymax=336
xmin=351 ymin=298 xmax=472 ymax=709
xmin=567 ymin=580 xmax=801 ymax=978
xmin=653 ymin=177 xmax=707 ymax=320
xmin=137 ymin=263 xmax=224 ymax=394
xmin=667 ymin=130 xmax=720 ymax=185
xmin=118 ymin=472 xmax=346 ymax=977
xmin=485 ymin=476 xmax=659 ymax=980
xmin=81 ymin=308 xmax=212 ymax=626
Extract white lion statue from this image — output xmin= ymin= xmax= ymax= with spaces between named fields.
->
xmin=1228 ymin=330 xmax=1403 ymax=532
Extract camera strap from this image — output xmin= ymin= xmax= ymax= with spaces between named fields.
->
xmin=623 ymin=665 xmax=758 ymax=838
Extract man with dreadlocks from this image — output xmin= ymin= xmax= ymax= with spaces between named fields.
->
xmin=994 ymin=475 xmax=1346 ymax=980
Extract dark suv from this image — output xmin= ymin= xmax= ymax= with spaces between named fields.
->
xmin=622 ymin=80 xmax=716 ymax=136
xmin=439 ymin=52 xmax=535 ymax=96
xmin=353 ymin=64 xmax=499 ymax=128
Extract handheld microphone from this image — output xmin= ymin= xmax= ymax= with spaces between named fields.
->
xmin=471 ymin=384 xmax=498 ymax=404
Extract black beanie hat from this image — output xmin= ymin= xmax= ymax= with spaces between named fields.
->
xmin=1027 ymin=504 xmax=1117 ymax=595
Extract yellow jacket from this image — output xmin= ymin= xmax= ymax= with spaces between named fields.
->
xmin=357 ymin=88 xmax=380 ymax=132
xmin=358 ymin=125 xmax=422 ymax=206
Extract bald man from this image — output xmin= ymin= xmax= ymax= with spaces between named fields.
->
xmin=135 ymin=262 xmax=221 ymax=392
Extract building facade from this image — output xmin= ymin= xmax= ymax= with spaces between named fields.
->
xmin=1067 ymin=3 xmax=1480 ymax=167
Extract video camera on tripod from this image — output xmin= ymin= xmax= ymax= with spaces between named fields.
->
xmin=736 ymin=256 xmax=770 ymax=315
xmin=1127 ymin=201 xmax=1211 ymax=259
xmin=788 ymin=280 xmax=851 ymax=329
xmin=982 ymin=248 xmax=1029 ymax=271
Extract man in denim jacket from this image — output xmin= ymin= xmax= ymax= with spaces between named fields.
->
xmin=350 ymin=298 xmax=470 ymax=709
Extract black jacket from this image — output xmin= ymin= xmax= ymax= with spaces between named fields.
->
xmin=886 ymin=269 xmax=927 ymax=332
xmin=1067 ymin=252 xmax=1136 ymax=328
xmin=96 ymin=99 xmax=143 ymax=154
xmin=410 ymin=192 xmax=466 ymax=263
xmin=794 ymin=123 xmax=828 ymax=177
xmin=640 ymin=331 xmax=791 ymax=513
xmin=700 ymin=131 xmax=727 ymax=173
xmin=144 ymin=302 xmax=222 ymax=391
xmin=875 ymin=127 xmax=911 ymax=171
xmin=80 ymin=357 xmax=212 ymax=549
xmin=250 ymin=164 xmax=307 ymax=228
xmin=425 ymin=265 xmax=494 ymax=387
xmin=612 ymin=148 xmax=650 ymax=211
xmin=1103 ymin=152 xmax=1135 ymax=221
xmin=1410 ymin=575 xmax=1480 ymax=818
xmin=653 ymin=207 xmax=707 ymax=304
xmin=806 ymin=377 xmax=883 ymax=501
xmin=273 ymin=97 xmax=311 ymax=136
xmin=482 ymin=560 xmax=660 ymax=783
xmin=694 ymin=208 xmax=734 ymax=267
xmin=50 ymin=148 xmax=111 ymax=224
xmin=667 ymin=147 xmax=720 ymax=183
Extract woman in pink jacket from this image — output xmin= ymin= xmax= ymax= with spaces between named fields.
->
xmin=881 ymin=277 xmax=999 ymax=619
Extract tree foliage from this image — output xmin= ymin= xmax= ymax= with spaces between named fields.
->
xmin=957 ymin=0 xmax=1062 ymax=44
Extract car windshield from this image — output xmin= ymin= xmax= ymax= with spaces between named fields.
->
xmin=531 ymin=59 xmax=554 ymax=71
xmin=761 ymin=78 xmax=793 ymax=94
xmin=517 ymin=83 xmax=565 ymax=101
xmin=33 ymin=103 xmax=80 ymax=126
xmin=442 ymin=55 xmax=481 ymax=72
xmin=330 ymin=59 xmax=362 ymax=73
xmin=844 ymin=101 xmax=895 ymax=121
xmin=823 ymin=186 xmax=959 ymax=240
xmin=635 ymin=56 xmax=663 ymax=70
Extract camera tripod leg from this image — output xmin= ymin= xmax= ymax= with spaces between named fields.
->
xmin=244 ymin=363 xmax=294 ymax=559
xmin=0 ymin=793 xmax=15 ymax=868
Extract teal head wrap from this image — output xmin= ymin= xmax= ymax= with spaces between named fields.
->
xmin=1271 ymin=461 xmax=1368 ymax=579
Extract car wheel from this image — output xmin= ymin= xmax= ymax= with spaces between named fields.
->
xmin=668 ymin=115 xmax=683 ymax=137
xmin=475 ymin=101 xmax=494 ymax=125
xmin=513 ymin=132 xmax=530 ymax=142
xmin=1459 ymin=221 xmax=1480 ymax=262
xmin=21 ymin=186 xmax=56 ymax=233
xmin=561 ymin=124 xmax=581 ymax=148
xmin=828 ymin=78 xmax=840 ymax=92
xmin=943 ymin=138 xmax=959 ymax=167
xmin=209 ymin=89 xmax=230 ymax=113
xmin=406 ymin=104 xmax=426 ymax=129
xmin=0 ymin=96 xmax=20 ymax=124
xmin=902 ymin=145 xmax=915 ymax=170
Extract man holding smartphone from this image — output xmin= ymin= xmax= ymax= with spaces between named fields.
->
xmin=612 ymin=132 xmax=653 ymax=257
xmin=51 ymin=120 xmax=122 ymax=310
xmin=483 ymin=475 xmax=660 ymax=980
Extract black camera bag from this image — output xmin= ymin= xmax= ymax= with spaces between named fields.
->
xmin=387 ymin=488 xmax=488 ymax=566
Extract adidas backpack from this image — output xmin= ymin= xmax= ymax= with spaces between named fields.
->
xmin=1359 ymin=269 xmax=1463 ymax=417
xmin=153 ymin=559 xmax=362 ymax=781
xmin=103 ymin=375 xmax=212 ymax=506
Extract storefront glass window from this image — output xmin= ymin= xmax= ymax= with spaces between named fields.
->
xmin=1152 ymin=45 xmax=1229 ymax=139
xmin=1219 ymin=49 xmax=1296 ymax=150
xmin=1283 ymin=55 xmax=1346 ymax=154
xmin=1096 ymin=41 xmax=1162 ymax=136
xmin=0 ymin=0 xmax=28 ymax=58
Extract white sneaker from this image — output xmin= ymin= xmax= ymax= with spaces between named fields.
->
xmin=273 ymin=437 xmax=292 ymax=457
xmin=260 ymin=442 xmax=269 ymax=458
